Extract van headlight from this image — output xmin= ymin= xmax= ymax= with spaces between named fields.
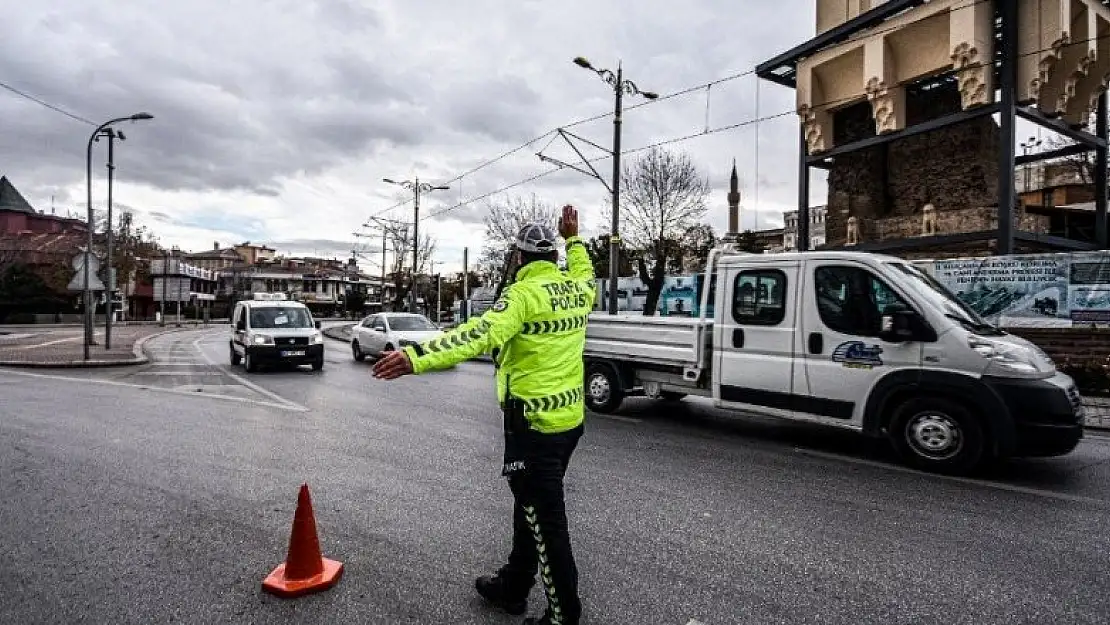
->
xmin=310 ymin=332 xmax=323 ymax=344
xmin=252 ymin=334 xmax=274 ymax=345
xmin=968 ymin=336 xmax=1052 ymax=379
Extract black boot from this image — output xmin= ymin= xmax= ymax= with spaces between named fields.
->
xmin=475 ymin=574 xmax=528 ymax=616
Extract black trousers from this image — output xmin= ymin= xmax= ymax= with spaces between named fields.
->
xmin=499 ymin=424 xmax=584 ymax=624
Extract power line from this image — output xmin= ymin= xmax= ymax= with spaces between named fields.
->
xmin=0 ymin=79 xmax=97 ymax=126
xmin=422 ymin=23 xmax=1110 ymax=223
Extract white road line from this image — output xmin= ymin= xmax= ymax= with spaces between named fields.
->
xmin=686 ymin=620 xmax=707 ymax=625
xmin=147 ymin=362 xmax=207 ymax=366
xmin=0 ymin=368 xmax=308 ymax=412
xmin=131 ymin=371 xmax=224 ymax=376
xmin=18 ymin=336 xmax=82 ymax=349
xmin=592 ymin=414 xmax=642 ymax=424
xmin=793 ymin=447 xmax=1110 ymax=508
xmin=191 ymin=335 xmax=308 ymax=412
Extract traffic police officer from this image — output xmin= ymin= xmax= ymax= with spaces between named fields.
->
xmin=373 ymin=205 xmax=595 ymax=625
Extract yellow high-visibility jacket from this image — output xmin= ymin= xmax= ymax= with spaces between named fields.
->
xmin=403 ymin=236 xmax=596 ymax=433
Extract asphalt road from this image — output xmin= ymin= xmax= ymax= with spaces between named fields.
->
xmin=2 ymin=326 xmax=1109 ymax=624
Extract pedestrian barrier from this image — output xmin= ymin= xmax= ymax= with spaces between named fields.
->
xmin=262 ymin=483 xmax=344 ymax=598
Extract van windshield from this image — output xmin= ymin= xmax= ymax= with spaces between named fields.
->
xmin=250 ymin=306 xmax=314 ymax=329
xmin=887 ymin=262 xmax=1003 ymax=335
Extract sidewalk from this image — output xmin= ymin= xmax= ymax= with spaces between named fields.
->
xmin=0 ymin=325 xmax=185 ymax=368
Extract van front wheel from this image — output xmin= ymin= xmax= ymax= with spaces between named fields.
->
xmin=888 ymin=397 xmax=985 ymax=475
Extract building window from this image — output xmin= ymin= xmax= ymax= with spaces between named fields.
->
xmin=732 ymin=269 xmax=787 ymax=326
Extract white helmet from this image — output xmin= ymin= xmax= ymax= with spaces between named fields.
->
xmin=514 ymin=222 xmax=558 ymax=253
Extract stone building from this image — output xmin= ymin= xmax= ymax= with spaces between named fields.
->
xmin=757 ymin=0 xmax=1110 ymax=258
xmin=784 ymin=206 xmax=828 ymax=251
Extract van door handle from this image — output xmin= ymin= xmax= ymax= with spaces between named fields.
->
xmin=732 ymin=328 xmax=745 ymax=348
xmin=808 ymin=332 xmax=823 ymax=354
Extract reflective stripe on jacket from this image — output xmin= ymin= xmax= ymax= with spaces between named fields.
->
xmin=402 ymin=236 xmax=596 ymax=433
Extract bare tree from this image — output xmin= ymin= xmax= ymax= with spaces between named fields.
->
xmin=477 ymin=194 xmax=559 ymax=283
xmin=378 ymin=220 xmax=436 ymax=310
xmin=617 ymin=147 xmax=711 ymax=315
xmin=1039 ymin=135 xmax=1099 ymax=186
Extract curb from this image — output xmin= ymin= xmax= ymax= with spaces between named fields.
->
xmin=0 ymin=326 xmax=194 ymax=369
xmin=322 ymin=324 xmax=353 ymax=343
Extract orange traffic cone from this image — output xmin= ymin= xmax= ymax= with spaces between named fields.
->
xmin=262 ymin=483 xmax=344 ymax=598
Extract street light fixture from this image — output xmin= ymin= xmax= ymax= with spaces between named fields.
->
xmin=383 ymin=177 xmax=450 ymax=312
xmin=572 ymin=56 xmax=657 ymax=315
xmin=84 ymin=112 xmax=154 ymax=359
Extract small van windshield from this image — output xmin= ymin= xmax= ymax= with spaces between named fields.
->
xmin=250 ymin=306 xmax=313 ymax=329
xmin=887 ymin=262 xmax=1003 ymax=335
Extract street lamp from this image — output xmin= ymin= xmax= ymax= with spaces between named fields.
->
xmin=1020 ymin=136 xmax=1043 ymax=195
xmin=383 ymin=177 xmax=449 ymax=312
xmin=572 ymin=56 xmax=657 ymax=315
xmin=84 ymin=112 xmax=154 ymax=359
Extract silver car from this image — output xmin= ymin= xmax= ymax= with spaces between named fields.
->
xmin=351 ymin=312 xmax=444 ymax=361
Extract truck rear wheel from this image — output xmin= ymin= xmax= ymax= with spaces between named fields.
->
xmin=585 ymin=363 xmax=623 ymax=414
xmin=888 ymin=397 xmax=985 ymax=475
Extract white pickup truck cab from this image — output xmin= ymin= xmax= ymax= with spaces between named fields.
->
xmin=583 ymin=246 xmax=1085 ymax=474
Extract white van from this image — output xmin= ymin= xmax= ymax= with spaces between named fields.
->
xmin=229 ymin=294 xmax=324 ymax=372
xmin=582 ymin=246 xmax=1085 ymax=475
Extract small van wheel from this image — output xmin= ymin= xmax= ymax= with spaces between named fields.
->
xmin=888 ymin=397 xmax=984 ymax=475
xmin=244 ymin=352 xmax=257 ymax=373
xmin=311 ymin=357 xmax=323 ymax=371
xmin=229 ymin=344 xmax=241 ymax=366
xmin=352 ymin=341 xmax=365 ymax=362
xmin=585 ymin=363 xmax=623 ymax=414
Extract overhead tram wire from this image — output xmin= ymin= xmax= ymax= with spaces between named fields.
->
xmin=419 ymin=26 xmax=1109 ymax=223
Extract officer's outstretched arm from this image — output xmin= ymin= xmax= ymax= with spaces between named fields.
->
xmin=564 ymin=236 xmax=595 ymax=283
xmin=401 ymin=285 xmax=527 ymax=374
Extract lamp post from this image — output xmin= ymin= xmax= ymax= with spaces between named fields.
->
xmin=84 ymin=112 xmax=153 ymax=359
xmin=383 ymin=177 xmax=449 ymax=312
xmin=572 ymin=56 xmax=657 ymax=315
xmin=1020 ymin=136 xmax=1042 ymax=195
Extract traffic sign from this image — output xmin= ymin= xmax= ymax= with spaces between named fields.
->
xmin=68 ymin=251 xmax=105 ymax=291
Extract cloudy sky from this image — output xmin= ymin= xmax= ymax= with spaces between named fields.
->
xmin=1 ymin=0 xmax=833 ymax=274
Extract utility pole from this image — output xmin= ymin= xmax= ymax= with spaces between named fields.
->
xmin=436 ymin=273 xmax=442 ymax=324
xmin=462 ymin=247 xmax=469 ymax=322
xmin=570 ymin=57 xmax=657 ymax=315
xmin=160 ymin=248 xmax=167 ymax=327
xmin=381 ymin=228 xmax=387 ymax=312
xmin=383 ymin=176 xmax=450 ymax=313
xmin=103 ymin=127 xmax=121 ymax=349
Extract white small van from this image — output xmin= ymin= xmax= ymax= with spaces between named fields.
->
xmin=229 ymin=293 xmax=324 ymax=372
xmin=583 ymin=246 xmax=1085 ymax=474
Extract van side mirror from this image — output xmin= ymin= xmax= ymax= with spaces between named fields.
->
xmin=314 ymin=320 xmax=322 ymax=329
xmin=880 ymin=307 xmax=934 ymax=343
xmin=236 ymin=319 xmax=246 ymax=331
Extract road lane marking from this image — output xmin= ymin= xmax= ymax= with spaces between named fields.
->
xmin=18 ymin=336 xmax=82 ymax=349
xmin=0 ymin=368 xmax=308 ymax=412
xmin=793 ymin=447 xmax=1110 ymax=508
xmin=592 ymin=414 xmax=642 ymax=424
xmin=192 ymin=335 xmax=308 ymax=412
xmin=131 ymin=371 xmax=224 ymax=376
xmin=147 ymin=362 xmax=208 ymax=366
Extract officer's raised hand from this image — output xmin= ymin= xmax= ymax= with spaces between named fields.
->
xmin=558 ymin=204 xmax=578 ymax=239
xmin=372 ymin=349 xmax=413 ymax=380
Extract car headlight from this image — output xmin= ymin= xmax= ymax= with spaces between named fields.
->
xmin=252 ymin=334 xmax=274 ymax=345
xmin=310 ymin=332 xmax=323 ymax=344
xmin=968 ymin=336 xmax=1053 ymax=379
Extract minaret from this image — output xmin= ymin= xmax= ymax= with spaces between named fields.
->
xmin=724 ymin=159 xmax=741 ymax=241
